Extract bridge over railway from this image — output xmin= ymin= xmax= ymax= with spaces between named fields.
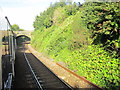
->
xmin=0 ymin=17 xmax=102 ymax=90
xmin=14 ymin=31 xmax=33 ymax=38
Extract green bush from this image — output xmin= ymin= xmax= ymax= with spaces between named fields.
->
xmin=81 ymin=2 xmax=120 ymax=53
xmin=69 ymin=45 xmax=120 ymax=89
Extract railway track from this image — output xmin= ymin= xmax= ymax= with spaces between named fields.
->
xmin=13 ymin=44 xmax=73 ymax=89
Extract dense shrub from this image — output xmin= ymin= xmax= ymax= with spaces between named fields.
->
xmin=81 ymin=2 xmax=120 ymax=54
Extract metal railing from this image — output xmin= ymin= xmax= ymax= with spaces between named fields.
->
xmin=3 ymin=16 xmax=16 ymax=90
xmin=4 ymin=73 xmax=13 ymax=90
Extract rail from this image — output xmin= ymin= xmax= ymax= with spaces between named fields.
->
xmin=24 ymin=52 xmax=43 ymax=89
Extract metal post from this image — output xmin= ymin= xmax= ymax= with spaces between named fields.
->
xmin=8 ymin=31 xmax=10 ymax=56
xmin=0 ymin=28 xmax=2 ymax=90
xmin=11 ymin=36 xmax=15 ymax=77
xmin=15 ymin=38 xmax=17 ymax=50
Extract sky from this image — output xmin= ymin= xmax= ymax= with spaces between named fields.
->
xmin=0 ymin=0 xmax=85 ymax=30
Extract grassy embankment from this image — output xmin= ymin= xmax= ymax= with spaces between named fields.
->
xmin=31 ymin=2 xmax=120 ymax=89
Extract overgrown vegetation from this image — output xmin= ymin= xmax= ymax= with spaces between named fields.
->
xmin=82 ymin=2 xmax=120 ymax=54
xmin=31 ymin=1 xmax=120 ymax=89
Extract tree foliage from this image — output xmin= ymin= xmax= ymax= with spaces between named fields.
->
xmin=33 ymin=1 xmax=79 ymax=31
xmin=11 ymin=24 xmax=24 ymax=31
xmin=81 ymin=2 xmax=120 ymax=54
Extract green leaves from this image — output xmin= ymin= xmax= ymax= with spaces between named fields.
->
xmin=81 ymin=2 xmax=120 ymax=54
xmin=11 ymin=24 xmax=24 ymax=31
xmin=105 ymin=15 xmax=113 ymax=19
xmin=33 ymin=2 xmax=79 ymax=31
xmin=68 ymin=45 xmax=120 ymax=89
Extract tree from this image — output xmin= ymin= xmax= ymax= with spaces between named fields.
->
xmin=19 ymin=29 xmax=24 ymax=31
xmin=11 ymin=24 xmax=24 ymax=31
xmin=11 ymin=24 xmax=19 ymax=31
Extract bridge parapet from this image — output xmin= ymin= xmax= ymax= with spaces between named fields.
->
xmin=14 ymin=31 xmax=33 ymax=38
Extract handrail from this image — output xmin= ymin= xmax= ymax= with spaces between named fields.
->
xmin=3 ymin=16 xmax=16 ymax=90
xmin=5 ymin=16 xmax=11 ymax=27
xmin=5 ymin=16 xmax=14 ymax=35
xmin=4 ymin=73 xmax=13 ymax=90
